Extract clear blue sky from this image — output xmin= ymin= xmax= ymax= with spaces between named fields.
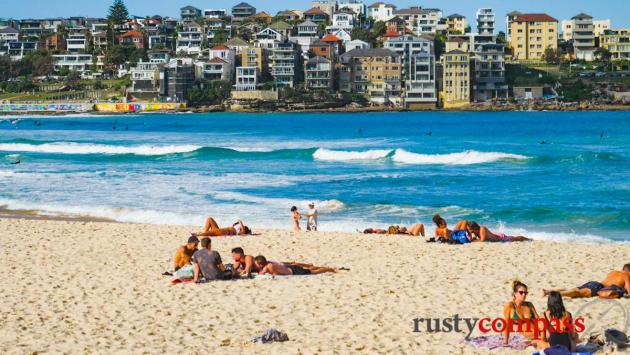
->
xmin=4 ymin=0 xmax=629 ymax=32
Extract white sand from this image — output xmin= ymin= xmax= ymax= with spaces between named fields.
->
xmin=0 ymin=218 xmax=628 ymax=354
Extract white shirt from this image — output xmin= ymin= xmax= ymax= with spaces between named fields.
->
xmin=307 ymin=208 xmax=318 ymax=227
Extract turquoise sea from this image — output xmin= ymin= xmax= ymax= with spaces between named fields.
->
xmin=1 ymin=111 xmax=629 ymax=243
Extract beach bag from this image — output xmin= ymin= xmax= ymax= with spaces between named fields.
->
xmin=605 ymin=329 xmax=628 ymax=348
xmin=174 ymin=264 xmax=194 ymax=280
xmin=451 ymin=230 xmax=470 ymax=244
xmin=387 ymin=225 xmax=400 ymax=235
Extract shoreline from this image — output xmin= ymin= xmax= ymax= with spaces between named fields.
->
xmin=0 ymin=208 xmax=625 ymax=245
xmin=1 ymin=216 xmax=628 ymax=353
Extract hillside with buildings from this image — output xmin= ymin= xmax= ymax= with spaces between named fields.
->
xmin=1 ymin=0 xmax=629 ymax=113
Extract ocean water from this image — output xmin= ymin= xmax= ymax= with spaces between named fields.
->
xmin=0 ymin=111 xmax=629 ymax=243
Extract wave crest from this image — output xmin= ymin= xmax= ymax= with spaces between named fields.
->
xmin=392 ymin=149 xmax=530 ymax=165
xmin=0 ymin=142 xmax=201 ymax=156
xmin=313 ymin=148 xmax=392 ymax=161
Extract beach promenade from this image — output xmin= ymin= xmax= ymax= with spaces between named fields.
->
xmin=1 ymin=217 xmax=628 ymax=354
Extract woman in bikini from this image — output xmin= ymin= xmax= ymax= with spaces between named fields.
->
xmin=466 ymin=221 xmax=531 ymax=242
xmin=192 ymin=217 xmax=251 ymax=237
xmin=432 ymin=214 xmax=451 ymax=241
xmin=362 ymin=223 xmax=425 ymax=236
xmin=503 ymin=280 xmax=546 ymax=349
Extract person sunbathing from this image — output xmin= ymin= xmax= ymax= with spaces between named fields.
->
xmin=254 ymin=255 xmax=336 ymax=276
xmin=541 ymin=263 xmax=630 ymax=299
xmin=362 ymin=224 xmax=425 ymax=236
xmin=466 ymin=221 xmax=531 ymax=242
xmin=432 ymin=214 xmax=452 ymax=241
xmin=231 ymin=247 xmax=259 ymax=277
xmin=192 ymin=217 xmax=251 ymax=237
xmin=503 ymin=280 xmax=546 ymax=349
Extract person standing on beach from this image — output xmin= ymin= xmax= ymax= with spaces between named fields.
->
xmin=291 ymin=206 xmax=301 ymax=232
xmin=173 ymin=236 xmax=199 ymax=271
xmin=192 ymin=238 xmax=226 ymax=283
xmin=306 ymin=202 xmax=318 ymax=231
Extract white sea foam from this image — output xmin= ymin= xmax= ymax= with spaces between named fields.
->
xmin=313 ymin=148 xmax=392 ymax=161
xmin=0 ymin=142 xmax=201 ymax=156
xmin=209 ymin=191 xmax=345 ymax=212
xmin=497 ymin=225 xmax=623 ymax=245
xmin=392 ymin=149 xmax=530 ymax=165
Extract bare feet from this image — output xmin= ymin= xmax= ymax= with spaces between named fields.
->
xmin=540 ymin=288 xmax=549 ymax=297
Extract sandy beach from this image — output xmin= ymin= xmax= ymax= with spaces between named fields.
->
xmin=0 ymin=217 xmax=629 ymax=354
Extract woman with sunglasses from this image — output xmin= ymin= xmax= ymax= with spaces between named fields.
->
xmin=503 ymin=280 xmax=546 ymax=348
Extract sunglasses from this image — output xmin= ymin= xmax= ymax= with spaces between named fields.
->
xmin=517 ymin=291 xmax=528 ymax=296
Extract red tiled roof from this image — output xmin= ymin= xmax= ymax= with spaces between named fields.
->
xmin=120 ymin=30 xmax=143 ymax=38
xmin=513 ymin=13 xmax=558 ymax=23
xmin=304 ymin=7 xmax=327 ymax=15
xmin=208 ymin=57 xmax=227 ymax=63
xmin=383 ymin=30 xmax=401 ymax=38
xmin=211 ymin=44 xmax=230 ymax=50
xmin=321 ymin=34 xmax=341 ymax=42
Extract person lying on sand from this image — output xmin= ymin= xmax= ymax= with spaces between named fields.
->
xmin=192 ymin=238 xmax=228 ymax=283
xmin=254 ymin=255 xmax=336 ymax=276
xmin=173 ymin=235 xmax=199 ymax=271
xmin=432 ymin=214 xmax=452 ymax=241
xmin=541 ymin=263 xmax=630 ymax=299
xmin=192 ymin=217 xmax=251 ymax=237
xmin=465 ymin=221 xmax=532 ymax=242
xmin=362 ymin=224 xmax=425 ymax=236
xmin=231 ymin=247 xmax=259 ymax=277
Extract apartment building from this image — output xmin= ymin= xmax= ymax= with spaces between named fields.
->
xmin=384 ymin=35 xmax=436 ymax=106
xmin=232 ymin=2 xmax=257 ymax=22
xmin=394 ymin=7 xmax=442 ymax=35
xmin=176 ymin=21 xmax=204 ymax=56
xmin=368 ymin=3 xmax=396 ymax=22
xmin=52 ymin=54 xmax=93 ymax=72
xmin=509 ymin=13 xmax=558 ymax=61
xmin=180 ymin=6 xmax=201 ymax=21
xmin=600 ymin=29 xmax=630 ymax=60
xmin=441 ymin=50 xmax=472 ymax=107
xmin=339 ymin=48 xmax=402 ymax=105
xmin=305 ymin=56 xmax=334 ymax=91
xmin=446 ymin=14 xmax=467 ymax=35
xmin=271 ymin=41 xmax=301 ymax=88
xmin=234 ymin=66 xmax=258 ymax=91
xmin=569 ymin=13 xmax=595 ymax=61
xmin=66 ymin=27 xmax=88 ymax=53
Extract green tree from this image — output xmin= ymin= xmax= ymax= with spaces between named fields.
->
xmin=434 ymin=33 xmax=447 ymax=58
xmin=497 ymin=31 xmax=506 ymax=44
xmin=108 ymin=0 xmax=129 ymax=26
xmin=212 ymin=30 xmax=229 ymax=44
xmin=594 ymin=47 xmax=612 ymax=63
xmin=372 ymin=21 xmax=387 ymax=37
xmin=543 ymin=47 xmax=560 ymax=65
xmin=31 ymin=51 xmax=54 ymax=76
xmin=351 ymin=28 xmax=376 ymax=47
xmin=0 ymin=55 xmax=12 ymax=81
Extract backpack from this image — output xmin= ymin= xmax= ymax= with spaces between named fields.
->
xmin=451 ymin=230 xmax=471 ymax=244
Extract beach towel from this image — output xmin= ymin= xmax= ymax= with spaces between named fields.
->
xmin=463 ymin=333 xmax=532 ymax=350
xmin=173 ymin=265 xmax=194 ymax=280
xmin=250 ymin=328 xmax=289 ymax=344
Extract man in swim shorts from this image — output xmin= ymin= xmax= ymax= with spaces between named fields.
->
xmin=542 ymin=263 xmax=630 ymax=299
